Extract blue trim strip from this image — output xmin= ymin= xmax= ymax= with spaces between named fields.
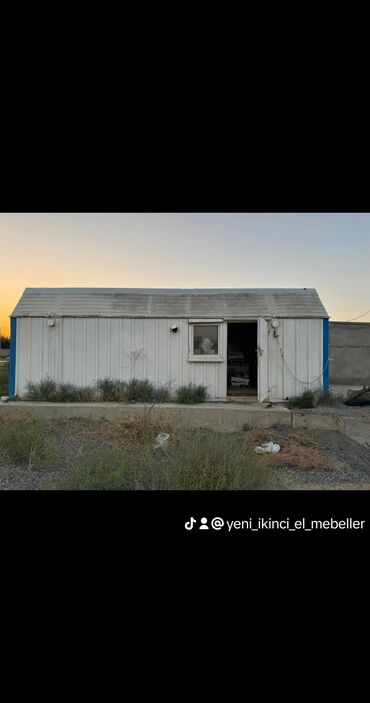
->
xmin=323 ymin=318 xmax=329 ymax=392
xmin=9 ymin=317 xmax=17 ymax=396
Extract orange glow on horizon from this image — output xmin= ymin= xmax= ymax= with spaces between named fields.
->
xmin=0 ymin=287 xmax=23 ymax=337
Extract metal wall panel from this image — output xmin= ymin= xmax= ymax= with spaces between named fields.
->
xmin=267 ymin=318 xmax=323 ymax=400
xmin=15 ymin=317 xmax=228 ymax=399
xmin=15 ymin=316 xmax=323 ymax=400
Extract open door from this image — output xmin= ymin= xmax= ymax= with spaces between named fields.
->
xmin=257 ymin=317 xmax=269 ymax=402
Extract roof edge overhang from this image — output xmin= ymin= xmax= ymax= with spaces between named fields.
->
xmin=10 ymin=313 xmax=330 ymax=320
xmin=10 ymin=287 xmax=329 ymax=319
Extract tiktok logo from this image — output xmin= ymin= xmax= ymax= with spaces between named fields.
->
xmin=185 ymin=517 xmax=197 ymax=530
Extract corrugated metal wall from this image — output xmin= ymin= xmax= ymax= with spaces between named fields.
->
xmin=15 ymin=317 xmax=323 ymax=400
xmin=267 ymin=318 xmax=323 ymax=400
xmin=15 ymin=317 xmax=228 ymax=399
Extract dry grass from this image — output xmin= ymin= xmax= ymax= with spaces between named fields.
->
xmin=244 ymin=429 xmax=269 ymax=448
xmin=244 ymin=428 xmax=345 ymax=470
xmin=0 ymin=409 xmax=56 ymax=467
xmin=0 ymin=407 xmax=33 ymax=427
xmin=70 ymin=408 xmax=179 ymax=451
xmin=0 ymin=409 xmax=347 ymax=486
xmin=47 ymin=416 xmax=270 ymax=490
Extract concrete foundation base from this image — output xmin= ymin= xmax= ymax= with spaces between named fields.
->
xmin=1 ymin=402 xmax=370 ymax=446
xmin=0 ymin=401 xmax=291 ymax=431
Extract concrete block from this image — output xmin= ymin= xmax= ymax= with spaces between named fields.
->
xmin=0 ymin=401 xmax=292 ymax=432
xmin=341 ymin=417 xmax=370 ymax=445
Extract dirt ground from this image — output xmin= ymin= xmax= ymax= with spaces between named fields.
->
xmin=0 ymin=418 xmax=370 ymax=490
xmin=269 ymin=430 xmax=370 ymax=490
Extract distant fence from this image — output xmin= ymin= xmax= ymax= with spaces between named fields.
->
xmin=330 ymin=322 xmax=370 ymax=385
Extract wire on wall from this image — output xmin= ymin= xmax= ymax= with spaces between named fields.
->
xmin=275 ymin=337 xmax=329 ymax=386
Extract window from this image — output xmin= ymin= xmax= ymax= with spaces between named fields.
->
xmin=193 ymin=324 xmax=218 ymax=355
xmin=188 ymin=321 xmax=223 ymax=361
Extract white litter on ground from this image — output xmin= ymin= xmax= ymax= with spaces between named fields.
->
xmin=154 ymin=433 xmax=170 ymax=449
xmin=254 ymin=441 xmax=280 ymax=454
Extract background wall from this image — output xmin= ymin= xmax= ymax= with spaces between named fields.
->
xmin=330 ymin=322 xmax=370 ymax=385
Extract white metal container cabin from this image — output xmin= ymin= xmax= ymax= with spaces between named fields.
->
xmin=9 ymin=288 xmax=330 ymax=402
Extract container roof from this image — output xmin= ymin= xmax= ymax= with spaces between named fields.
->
xmin=11 ymin=288 xmax=329 ymax=319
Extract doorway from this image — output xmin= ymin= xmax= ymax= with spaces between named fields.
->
xmin=227 ymin=322 xmax=258 ymax=397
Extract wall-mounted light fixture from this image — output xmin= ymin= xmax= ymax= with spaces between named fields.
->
xmin=170 ymin=325 xmax=178 ymax=333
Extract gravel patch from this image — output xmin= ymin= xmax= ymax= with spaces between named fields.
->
xmin=0 ymin=449 xmax=62 ymax=490
xmin=272 ymin=430 xmax=370 ymax=490
xmin=296 ymin=404 xmax=370 ymax=417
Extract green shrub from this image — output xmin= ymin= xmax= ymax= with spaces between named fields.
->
xmin=57 ymin=383 xmax=81 ymax=402
xmin=96 ymin=378 xmax=127 ymax=401
xmin=125 ymin=379 xmax=155 ymax=402
xmin=96 ymin=378 xmax=171 ymax=403
xmin=287 ymin=389 xmax=341 ymax=409
xmin=26 ymin=379 xmax=96 ymax=402
xmin=286 ymin=389 xmax=316 ymax=409
xmin=26 ymin=378 xmax=59 ymax=401
xmin=153 ymin=385 xmax=171 ymax=403
xmin=24 ymin=378 xmax=176 ymax=403
xmin=175 ymin=383 xmax=208 ymax=404
xmin=77 ymin=386 xmax=97 ymax=402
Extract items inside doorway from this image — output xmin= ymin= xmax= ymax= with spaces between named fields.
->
xmin=227 ymin=322 xmax=258 ymax=396
xmin=228 ymin=352 xmax=250 ymax=386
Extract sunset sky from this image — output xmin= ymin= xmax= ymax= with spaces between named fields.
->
xmin=1 ymin=212 xmax=370 ymax=337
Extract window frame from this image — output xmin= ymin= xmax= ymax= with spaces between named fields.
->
xmin=188 ymin=319 xmax=224 ymax=362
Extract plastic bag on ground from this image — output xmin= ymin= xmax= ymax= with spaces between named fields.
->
xmin=154 ymin=433 xmax=170 ymax=449
xmin=254 ymin=441 xmax=280 ymax=454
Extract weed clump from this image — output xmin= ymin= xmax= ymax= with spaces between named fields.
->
xmin=175 ymin=383 xmax=208 ymax=404
xmin=0 ymin=413 xmax=57 ymax=469
xmin=287 ymin=389 xmax=341 ymax=409
xmin=26 ymin=378 xmax=59 ymax=401
xmin=316 ymin=391 xmax=341 ymax=406
xmin=25 ymin=377 xmax=171 ymax=403
xmin=286 ymin=389 xmax=316 ymax=409
xmin=96 ymin=378 xmax=127 ymax=402
xmin=26 ymin=379 xmax=96 ymax=402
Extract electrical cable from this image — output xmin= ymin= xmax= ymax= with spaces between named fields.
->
xmin=275 ymin=337 xmax=329 ymax=386
xmin=343 ymin=309 xmax=370 ymax=322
